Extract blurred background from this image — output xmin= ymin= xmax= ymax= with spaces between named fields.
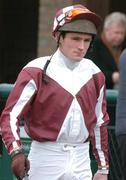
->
xmin=0 ymin=1 xmax=125 ymax=179
xmin=0 ymin=0 xmax=126 ymax=83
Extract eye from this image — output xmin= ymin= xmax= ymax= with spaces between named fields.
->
xmin=72 ymin=37 xmax=81 ymax=41
xmin=84 ymin=38 xmax=92 ymax=43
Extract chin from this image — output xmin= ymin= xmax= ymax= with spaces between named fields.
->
xmin=74 ymin=57 xmax=82 ymax=62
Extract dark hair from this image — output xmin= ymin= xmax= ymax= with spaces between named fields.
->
xmin=57 ymin=31 xmax=67 ymax=47
xmin=60 ymin=31 xmax=67 ymax=38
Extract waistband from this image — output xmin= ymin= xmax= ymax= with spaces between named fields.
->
xmin=32 ymin=140 xmax=89 ymax=149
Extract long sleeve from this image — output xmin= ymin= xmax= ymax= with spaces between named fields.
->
xmin=92 ymin=84 xmax=109 ymax=169
xmin=0 ymin=69 xmax=37 ymax=154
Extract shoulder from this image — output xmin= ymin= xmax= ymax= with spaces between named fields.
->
xmin=81 ymin=58 xmax=105 ymax=84
xmin=24 ymin=56 xmax=51 ymax=70
xmin=120 ymin=49 xmax=126 ymax=64
xmin=119 ymin=49 xmax=126 ymax=74
xmin=81 ymin=58 xmax=101 ymax=73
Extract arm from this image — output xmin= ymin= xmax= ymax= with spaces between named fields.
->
xmin=91 ymin=84 xmax=110 ymax=179
xmin=0 ymin=69 xmax=37 ymax=154
xmin=0 ymin=69 xmax=37 ymax=179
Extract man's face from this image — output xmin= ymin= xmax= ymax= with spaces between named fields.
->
xmin=104 ymin=23 xmax=126 ymax=47
xmin=59 ymin=32 xmax=92 ymax=62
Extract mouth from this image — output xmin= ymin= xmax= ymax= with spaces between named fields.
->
xmin=75 ymin=52 xmax=84 ymax=57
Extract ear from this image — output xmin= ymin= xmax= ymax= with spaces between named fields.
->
xmin=54 ymin=31 xmax=61 ymax=42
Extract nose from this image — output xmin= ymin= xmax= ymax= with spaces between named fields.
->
xmin=78 ymin=41 xmax=85 ymax=50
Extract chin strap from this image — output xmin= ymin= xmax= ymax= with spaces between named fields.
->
xmin=42 ymin=51 xmax=57 ymax=85
xmin=42 ymin=59 xmax=51 ymax=84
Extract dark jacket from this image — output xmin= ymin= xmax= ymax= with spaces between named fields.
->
xmin=86 ymin=36 xmax=119 ymax=89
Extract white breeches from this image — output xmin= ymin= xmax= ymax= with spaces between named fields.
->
xmin=27 ymin=141 xmax=92 ymax=180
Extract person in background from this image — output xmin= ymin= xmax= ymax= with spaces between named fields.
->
xmin=86 ymin=12 xmax=126 ymax=89
xmin=0 ymin=4 xmax=110 ymax=180
xmin=116 ymin=49 xmax=126 ymax=180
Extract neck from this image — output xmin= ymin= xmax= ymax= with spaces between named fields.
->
xmin=58 ymin=49 xmax=79 ymax=70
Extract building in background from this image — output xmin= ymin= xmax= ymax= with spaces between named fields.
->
xmin=0 ymin=0 xmax=126 ymax=83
